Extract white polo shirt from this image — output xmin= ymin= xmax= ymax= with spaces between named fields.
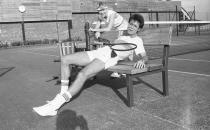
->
xmin=106 ymin=10 xmax=128 ymax=31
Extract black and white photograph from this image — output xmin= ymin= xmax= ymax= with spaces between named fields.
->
xmin=0 ymin=0 xmax=210 ymax=129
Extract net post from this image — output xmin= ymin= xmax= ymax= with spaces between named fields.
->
xmin=21 ymin=20 xmax=26 ymax=46
xmin=162 ymin=44 xmax=169 ymax=96
xmin=194 ymin=6 xmax=197 ymax=34
xmin=176 ymin=5 xmax=179 ymax=36
xmin=84 ymin=22 xmax=90 ymax=51
xmin=156 ymin=12 xmax=159 ymax=28
xmin=168 ymin=10 xmax=171 ymax=21
xmin=68 ymin=20 xmax=72 ymax=41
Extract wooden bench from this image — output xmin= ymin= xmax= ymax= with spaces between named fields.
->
xmin=85 ymin=22 xmax=173 ymax=107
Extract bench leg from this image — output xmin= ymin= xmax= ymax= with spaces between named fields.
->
xmin=126 ymin=75 xmax=134 ymax=107
xmin=162 ymin=70 xmax=169 ymax=96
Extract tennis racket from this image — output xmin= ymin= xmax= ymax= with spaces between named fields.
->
xmin=96 ymin=37 xmax=137 ymax=57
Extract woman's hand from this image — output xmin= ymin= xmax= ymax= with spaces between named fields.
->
xmin=95 ymin=32 xmax=101 ymax=39
xmin=89 ymin=28 xmax=96 ymax=32
xmin=89 ymin=28 xmax=100 ymax=38
xmin=134 ymin=60 xmax=146 ymax=69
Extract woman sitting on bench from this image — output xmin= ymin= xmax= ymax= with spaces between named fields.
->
xmin=33 ymin=14 xmax=148 ymax=116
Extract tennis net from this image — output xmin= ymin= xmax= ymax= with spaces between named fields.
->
xmin=144 ymin=21 xmax=210 ymax=59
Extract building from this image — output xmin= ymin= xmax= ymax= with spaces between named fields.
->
xmin=0 ymin=0 xmax=181 ymax=22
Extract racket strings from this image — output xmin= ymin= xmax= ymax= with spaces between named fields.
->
xmin=95 ymin=37 xmax=137 ymax=57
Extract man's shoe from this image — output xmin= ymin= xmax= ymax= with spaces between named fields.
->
xmin=33 ymin=104 xmax=58 ymax=116
xmin=33 ymin=94 xmax=66 ymax=116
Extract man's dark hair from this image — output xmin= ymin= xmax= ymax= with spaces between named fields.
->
xmin=129 ymin=14 xmax=144 ymax=29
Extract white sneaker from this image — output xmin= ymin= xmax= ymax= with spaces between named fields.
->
xmin=110 ymin=72 xmax=121 ymax=78
xmin=33 ymin=94 xmax=66 ymax=116
xmin=33 ymin=104 xmax=58 ymax=116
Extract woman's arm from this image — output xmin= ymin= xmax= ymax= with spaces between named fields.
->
xmin=94 ymin=20 xmax=101 ymax=29
xmin=94 ymin=21 xmax=102 ymax=38
xmin=90 ymin=12 xmax=115 ymax=32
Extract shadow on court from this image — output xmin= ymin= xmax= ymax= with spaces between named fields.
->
xmin=56 ymin=109 xmax=89 ymax=130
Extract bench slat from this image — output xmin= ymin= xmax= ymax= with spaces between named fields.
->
xmin=107 ymin=62 xmax=163 ymax=75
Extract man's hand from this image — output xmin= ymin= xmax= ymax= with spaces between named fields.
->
xmin=134 ymin=60 xmax=146 ymax=69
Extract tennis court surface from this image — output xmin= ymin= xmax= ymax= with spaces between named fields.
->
xmin=0 ymin=35 xmax=210 ymax=130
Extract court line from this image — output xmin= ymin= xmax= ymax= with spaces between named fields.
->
xmin=20 ymin=50 xmax=59 ymax=57
xmin=170 ymin=57 xmax=210 ymax=63
xmin=169 ymin=70 xmax=210 ymax=77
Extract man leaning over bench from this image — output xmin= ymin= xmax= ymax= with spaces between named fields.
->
xmin=33 ymin=14 xmax=148 ymax=116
